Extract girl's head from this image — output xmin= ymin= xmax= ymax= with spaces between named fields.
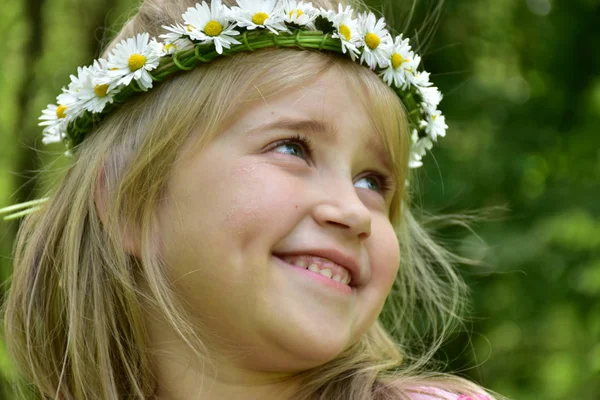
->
xmin=3 ymin=0 xmax=489 ymax=399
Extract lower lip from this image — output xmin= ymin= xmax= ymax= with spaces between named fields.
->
xmin=274 ymin=256 xmax=354 ymax=295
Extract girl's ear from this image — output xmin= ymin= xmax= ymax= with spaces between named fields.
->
xmin=94 ymin=166 xmax=143 ymax=259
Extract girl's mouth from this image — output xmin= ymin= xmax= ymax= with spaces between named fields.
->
xmin=274 ymin=255 xmax=354 ymax=295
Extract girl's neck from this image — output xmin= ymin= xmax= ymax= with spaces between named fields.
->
xmin=147 ymin=312 xmax=303 ymax=400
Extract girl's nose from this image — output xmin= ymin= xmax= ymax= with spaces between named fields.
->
xmin=311 ymin=180 xmax=372 ymax=241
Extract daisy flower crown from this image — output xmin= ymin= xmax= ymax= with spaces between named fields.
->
xmin=41 ymin=0 xmax=447 ymax=166
xmin=1 ymin=0 xmax=447 ymax=219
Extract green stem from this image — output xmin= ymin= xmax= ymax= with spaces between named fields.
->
xmin=0 ymin=197 xmax=49 ymax=214
xmin=2 ymin=207 xmax=42 ymax=221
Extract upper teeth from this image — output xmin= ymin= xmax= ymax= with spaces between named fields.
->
xmin=281 ymin=255 xmax=352 ymax=286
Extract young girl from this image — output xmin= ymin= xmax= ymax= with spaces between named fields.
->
xmin=1 ymin=0 xmax=504 ymax=399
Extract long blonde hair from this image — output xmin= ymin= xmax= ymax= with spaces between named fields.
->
xmin=3 ymin=0 xmax=504 ymax=399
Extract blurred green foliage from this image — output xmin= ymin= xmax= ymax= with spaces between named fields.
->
xmin=0 ymin=0 xmax=598 ymax=399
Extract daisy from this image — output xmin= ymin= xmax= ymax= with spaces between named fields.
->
xmin=410 ymin=70 xmax=431 ymax=89
xmin=74 ymin=59 xmax=119 ymax=113
xmin=381 ymin=35 xmax=419 ymax=89
xmin=105 ymin=32 xmax=163 ymax=91
xmin=420 ymin=110 xmax=447 ymax=141
xmin=181 ymin=0 xmax=241 ymax=54
xmin=321 ymin=4 xmax=361 ymax=60
xmin=357 ymin=11 xmax=393 ymax=70
xmin=38 ymin=104 xmax=68 ymax=144
xmin=282 ymin=1 xmax=318 ymax=29
xmin=230 ymin=0 xmax=288 ymax=35
xmin=409 ymin=130 xmax=433 ymax=168
xmin=419 ymin=86 xmax=443 ymax=114
xmin=58 ymin=68 xmax=91 ymax=116
xmin=56 ymin=80 xmax=85 ymax=121
xmin=51 ymin=64 xmax=101 ymax=119
xmin=398 ymin=52 xmax=422 ymax=89
xmin=59 ymin=60 xmax=117 ymax=114
xmin=160 ymin=24 xmax=195 ymax=55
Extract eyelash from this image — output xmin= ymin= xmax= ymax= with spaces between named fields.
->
xmin=270 ymin=133 xmax=395 ymax=196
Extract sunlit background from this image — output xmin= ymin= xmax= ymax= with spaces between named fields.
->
xmin=1 ymin=0 xmax=598 ymax=399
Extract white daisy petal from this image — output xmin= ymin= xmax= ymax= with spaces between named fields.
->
xmin=38 ymin=104 xmax=68 ymax=144
xmin=420 ymin=86 xmax=443 ymax=113
xmin=181 ymin=0 xmax=241 ymax=54
xmin=62 ymin=59 xmax=118 ymax=114
xmin=105 ymin=32 xmax=162 ymax=91
xmin=419 ymin=110 xmax=448 ymax=141
xmin=321 ymin=4 xmax=361 ymax=61
xmin=160 ymin=24 xmax=196 ymax=55
xmin=358 ymin=11 xmax=393 ymax=70
xmin=409 ymin=129 xmax=434 ymax=168
xmin=230 ymin=0 xmax=289 ymax=35
xmin=410 ymin=70 xmax=432 ymax=88
xmin=282 ymin=1 xmax=318 ymax=29
xmin=380 ymin=34 xmax=418 ymax=88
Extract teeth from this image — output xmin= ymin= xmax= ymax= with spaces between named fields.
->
xmin=285 ymin=257 xmax=351 ymax=287
xmin=319 ymin=269 xmax=332 ymax=278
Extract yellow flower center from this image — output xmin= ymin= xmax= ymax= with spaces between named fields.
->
xmin=164 ymin=43 xmax=175 ymax=52
xmin=204 ymin=20 xmax=223 ymax=36
xmin=432 ymin=115 xmax=437 ymax=121
xmin=289 ymin=9 xmax=304 ymax=18
xmin=252 ymin=12 xmax=269 ymax=25
xmin=339 ymin=24 xmax=351 ymax=41
xmin=128 ymin=54 xmax=147 ymax=72
xmin=94 ymin=84 xmax=109 ymax=97
xmin=365 ymin=33 xmax=381 ymax=50
xmin=391 ymin=53 xmax=404 ymax=69
xmin=56 ymin=105 xmax=68 ymax=119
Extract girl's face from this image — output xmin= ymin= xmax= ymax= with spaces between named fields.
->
xmin=156 ymin=68 xmax=401 ymax=372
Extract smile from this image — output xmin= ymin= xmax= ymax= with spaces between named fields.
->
xmin=274 ymin=255 xmax=354 ymax=295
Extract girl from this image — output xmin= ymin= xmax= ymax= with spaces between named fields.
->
xmin=2 ymin=0 xmax=505 ymax=399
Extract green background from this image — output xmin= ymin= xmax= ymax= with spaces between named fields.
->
xmin=0 ymin=0 xmax=598 ymax=399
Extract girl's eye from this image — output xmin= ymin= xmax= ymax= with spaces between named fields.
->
xmin=272 ymin=134 xmax=312 ymax=160
xmin=270 ymin=134 xmax=395 ymax=197
xmin=355 ymin=174 xmax=394 ymax=196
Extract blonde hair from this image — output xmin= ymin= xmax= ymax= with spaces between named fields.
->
xmin=2 ymin=0 xmax=504 ymax=399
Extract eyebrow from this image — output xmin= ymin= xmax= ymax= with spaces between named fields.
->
xmin=245 ymin=117 xmax=395 ymax=175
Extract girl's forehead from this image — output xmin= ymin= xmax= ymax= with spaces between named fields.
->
xmin=237 ymin=69 xmax=372 ymax=127
xmin=219 ymin=74 xmax=394 ymax=170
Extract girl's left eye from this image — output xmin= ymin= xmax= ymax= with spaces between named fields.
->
xmin=269 ymin=134 xmax=395 ymax=196
xmin=355 ymin=174 xmax=394 ymax=196
xmin=271 ymin=134 xmax=310 ymax=160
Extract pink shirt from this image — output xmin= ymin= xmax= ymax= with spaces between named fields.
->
xmin=409 ymin=387 xmax=492 ymax=400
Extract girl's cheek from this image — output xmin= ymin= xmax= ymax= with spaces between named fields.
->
xmin=374 ymin=220 xmax=401 ymax=278
xmin=225 ymin=162 xmax=306 ymax=232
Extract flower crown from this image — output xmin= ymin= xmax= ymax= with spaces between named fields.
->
xmin=1 ymin=0 xmax=447 ymax=220
xmin=40 ymin=0 xmax=446 ymax=167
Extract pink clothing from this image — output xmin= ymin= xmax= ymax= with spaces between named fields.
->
xmin=408 ymin=387 xmax=491 ymax=400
